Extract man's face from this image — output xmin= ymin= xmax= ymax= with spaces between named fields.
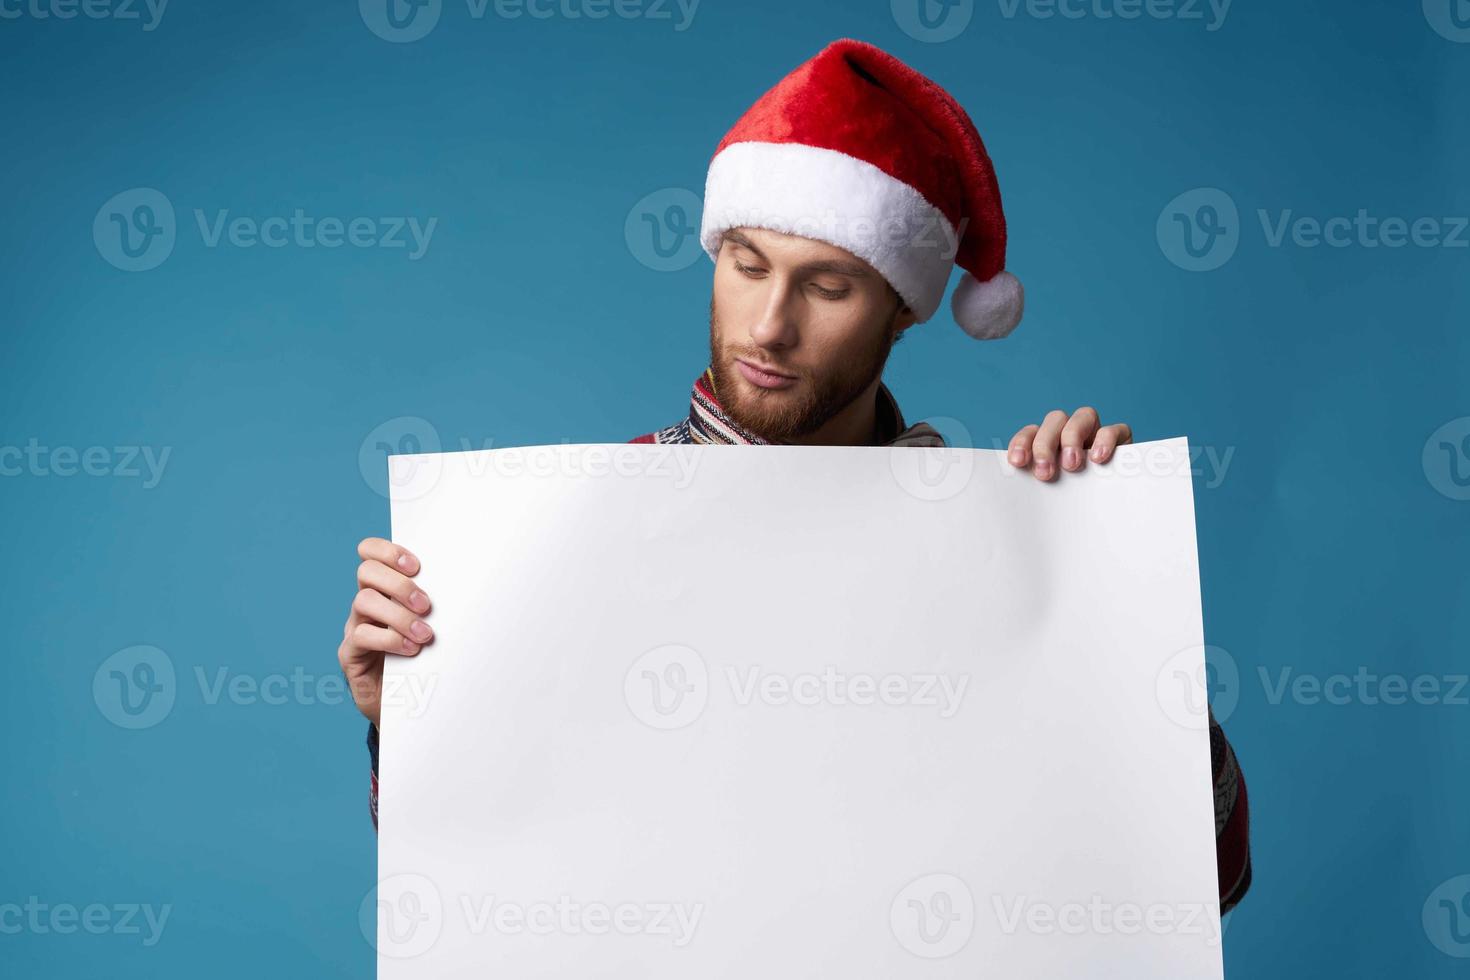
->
xmin=708 ymin=227 xmax=916 ymax=442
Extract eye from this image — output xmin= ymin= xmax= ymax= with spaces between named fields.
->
xmin=733 ymin=259 xmax=767 ymax=279
xmin=810 ymin=283 xmax=850 ymax=301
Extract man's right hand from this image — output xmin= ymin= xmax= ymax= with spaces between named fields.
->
xmin=338 ymin=537 xmax=434 ymax=728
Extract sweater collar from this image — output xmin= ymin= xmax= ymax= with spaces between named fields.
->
xmin=686 ymin=368 xmax=945 ymax=447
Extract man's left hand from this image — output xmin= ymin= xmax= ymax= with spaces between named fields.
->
xmin=1007 ymin=408 xmax=1132 ymax=482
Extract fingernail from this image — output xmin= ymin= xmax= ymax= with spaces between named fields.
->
xmin=1034 ymin=458 xmax=1053 ymax=478
xmin=1062 ymin=447 xmax=1080 ymax=470
xmin=1009 ymin=449 xmax=1025 ymax=466
xmin=397 ymin=553 xmax=414 ymax=571
xmin=401 ymin=638 xmax=420 ymax=655
xmin=409 ymin=621 xmax=432 ymax=643
xmin=409 ymin=590 xmax=430 ymax=614
xmin=1091 ymin=445 xmax=1106 ymax=462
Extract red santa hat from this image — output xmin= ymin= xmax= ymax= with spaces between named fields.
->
xmin=700 ymin=38 xmax=1023 ymax=340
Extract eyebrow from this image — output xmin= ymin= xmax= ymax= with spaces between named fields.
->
xmin=723 ymin=230 xmax=872 ymax=279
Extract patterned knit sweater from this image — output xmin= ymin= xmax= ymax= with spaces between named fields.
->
xmin=367 ymin=368 xmax=1252 ymax=914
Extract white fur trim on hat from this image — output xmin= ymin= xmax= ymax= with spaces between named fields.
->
xmin=701 ymin=141 xmax=960 ymax=323
xmin=952 ymin=270 xmax=1024 ymax=340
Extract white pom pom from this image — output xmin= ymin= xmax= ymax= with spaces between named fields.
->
xmin=952 ymin=270 xmax=1024 ymax=340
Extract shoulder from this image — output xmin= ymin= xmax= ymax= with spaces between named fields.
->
xmin=627 ymin=419 xmax=691 ymax=445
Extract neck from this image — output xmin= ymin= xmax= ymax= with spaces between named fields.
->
xmin=784 ymin=377 xmax=884 ymax=447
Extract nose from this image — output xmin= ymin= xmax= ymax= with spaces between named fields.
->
xmin=748 ymin=275 xmax=800 ymax=350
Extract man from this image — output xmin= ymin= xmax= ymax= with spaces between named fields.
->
xmin=339 ymin=39 xmax=1251 ymax=915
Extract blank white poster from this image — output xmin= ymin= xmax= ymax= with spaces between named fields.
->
xmin=375 ymin=438 xmax=1224 ymax=979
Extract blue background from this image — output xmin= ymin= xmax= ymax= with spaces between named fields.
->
xmin=2 ymin=0 xmax=1467 ymax=975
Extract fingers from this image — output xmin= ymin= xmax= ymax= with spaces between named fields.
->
xmin=1060 ymin=406 xmax=1100 ymax=472
xmin=358 ymin=536 xmax=420 ymax=576
xmin=357 ymin=558 xmax=431 ymax=616
xmin=352 ymin=588 xmax=434 ymax=649
xmin=1029 ymin=410 xmax=1069 ymax=481
xmin=1089 ymin=422 xmax=1133 ymax=463
xmin=348 ymin=620 xmax=423 ymax=659
xmin=1008 ymin=425 xmax=1040 ymax=468
xmin=341 ymin=539 xmax=428 ymax=728
xmin=1013 ymin=410 xmax=1133 ymax=478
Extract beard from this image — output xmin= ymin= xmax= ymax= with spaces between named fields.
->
xmin=707 ymin=297 xmax=900 ymax=442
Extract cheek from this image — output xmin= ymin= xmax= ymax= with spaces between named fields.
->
xmin=712 ymin=265 xmax=764 ymax=336
xmin=807 ymin=304 xmax=889 ymax=359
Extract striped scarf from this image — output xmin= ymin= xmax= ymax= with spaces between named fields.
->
xmin=637 ymin=368 xmax=945 ymax=447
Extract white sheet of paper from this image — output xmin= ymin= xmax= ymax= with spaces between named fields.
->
xmin=376 ymin=439 xmax=1224 ymax=978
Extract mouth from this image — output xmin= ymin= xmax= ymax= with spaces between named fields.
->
xmin=735 ymin=358 xmax=798 ymax=390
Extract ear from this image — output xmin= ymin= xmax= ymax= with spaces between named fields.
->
xmin=893 ymin=299 xmax=918 ymax=334
xmin=889 ymin=306 xmax=916 ymax=346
